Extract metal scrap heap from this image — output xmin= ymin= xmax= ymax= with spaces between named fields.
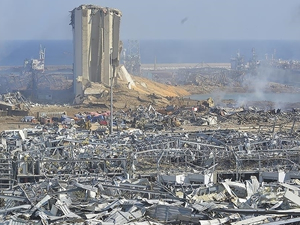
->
xmin=1 ymin=105 xmax=300 ymax=224
xmin=0 ymin=92 xmax=30 ymax=116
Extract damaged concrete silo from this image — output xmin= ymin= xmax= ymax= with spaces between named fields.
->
xmin=70 ymin=5 xmax=122 ymax=97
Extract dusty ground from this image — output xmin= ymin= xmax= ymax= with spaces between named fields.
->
xmin=0 ymin=77 xmax=193 ymax=131
xmin=1 ymin=73 xmax=300 ymax=132
xmin=82 ymin=75 xmax=191 ymax=110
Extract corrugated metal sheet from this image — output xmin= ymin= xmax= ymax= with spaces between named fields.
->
xmin=124 ymin=222 xmax=164 ymax=225
xmin=104 ymin=207 xmax=145 ymax=224
xmin=200 ymin=214 xmax=240 ymax=225
xmin=146 ymin=205 xmax=192 ymax=222
xmin=0 ymin=205 xmax=31 ymax=214
xmin=73 ymin=181 xmax=98 ymax=192
xmin=102 ymin=199 xmax=125 ymax=211
xmin=8 ymin=220 xmax=30 ymax=225
xmin=263 ymin=217 xmax=300 ymax=225
xmin=55 ymin=200 xmax=81 ymax=219
xmin=37 ymin=211 xmax=50 ymax=225
xmin=192 ymin=202 xmax=215 ymax=212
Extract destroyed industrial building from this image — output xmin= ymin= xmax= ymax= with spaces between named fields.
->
xmin=1 ymin=102 xmax=300 ymax=224
xmin=1 ymin=2 xmax=300 ymax=225
xmin=71 ymin=5 xmax=129 ymax=103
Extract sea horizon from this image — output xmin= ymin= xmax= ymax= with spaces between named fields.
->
xmin=0 ymin=39 xmax=299 ymax=66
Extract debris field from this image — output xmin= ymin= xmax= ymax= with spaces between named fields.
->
xmin=1 ymin=94 xmax=300 ymax=224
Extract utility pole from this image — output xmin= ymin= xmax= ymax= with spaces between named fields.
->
xmin=110 ymin=48 xmax=114 ymax=134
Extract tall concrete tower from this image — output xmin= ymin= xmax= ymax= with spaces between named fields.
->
xmin=70 ymin=5 xmax=122 ymax=95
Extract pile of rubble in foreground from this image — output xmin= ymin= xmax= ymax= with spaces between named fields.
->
xmin=2 ymin=176 xmax=300 ymax=225
xmin=2 ymin=105 xmax=300 ymax=224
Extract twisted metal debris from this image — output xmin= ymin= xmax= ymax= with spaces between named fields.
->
xmin=1 ymin=105 xmax=300 ymax=224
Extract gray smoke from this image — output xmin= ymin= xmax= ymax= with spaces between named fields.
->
xmin=236 ymin=64 xmax=294 ymax=110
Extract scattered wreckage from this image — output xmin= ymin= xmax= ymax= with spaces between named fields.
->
xmin=0 ymin=92 xmax=30 ymax=116
xmin=1 ymin=101 xmax=300 ymax=223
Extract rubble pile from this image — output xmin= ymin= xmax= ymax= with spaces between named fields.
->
xmin=3 ymin=175 xmax=300 ymax=225
xmin=0 ymin=104 xmax=300 ymax=224
xmin=0 ymin=92 xmax=31 ymax=116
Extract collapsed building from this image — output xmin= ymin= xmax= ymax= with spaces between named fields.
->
xmin=3 ymin=3 xmax=300 ymax=224
xmin=71 ymin=5 xmax=134 ymax=103
xmin=1 ymin=104 xmax=300 ymax=223
xmin=0 ymin=4 xmax=139 ymax=104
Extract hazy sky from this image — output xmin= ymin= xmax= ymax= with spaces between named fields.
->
xmin=1 ymin=0 xmax=300 ymax=40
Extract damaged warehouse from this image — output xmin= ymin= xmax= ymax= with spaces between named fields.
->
xmin=0 ymin=101 xmax=300 ymax=223
xmin=0 ymin=2 xmax=300 ymax=225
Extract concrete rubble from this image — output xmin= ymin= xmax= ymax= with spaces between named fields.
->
xmin=2 ymin=103 xmax=300 ymax=224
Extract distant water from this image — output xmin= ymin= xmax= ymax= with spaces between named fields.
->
xmin=0 ymin=39 xmax=300 ymax=66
